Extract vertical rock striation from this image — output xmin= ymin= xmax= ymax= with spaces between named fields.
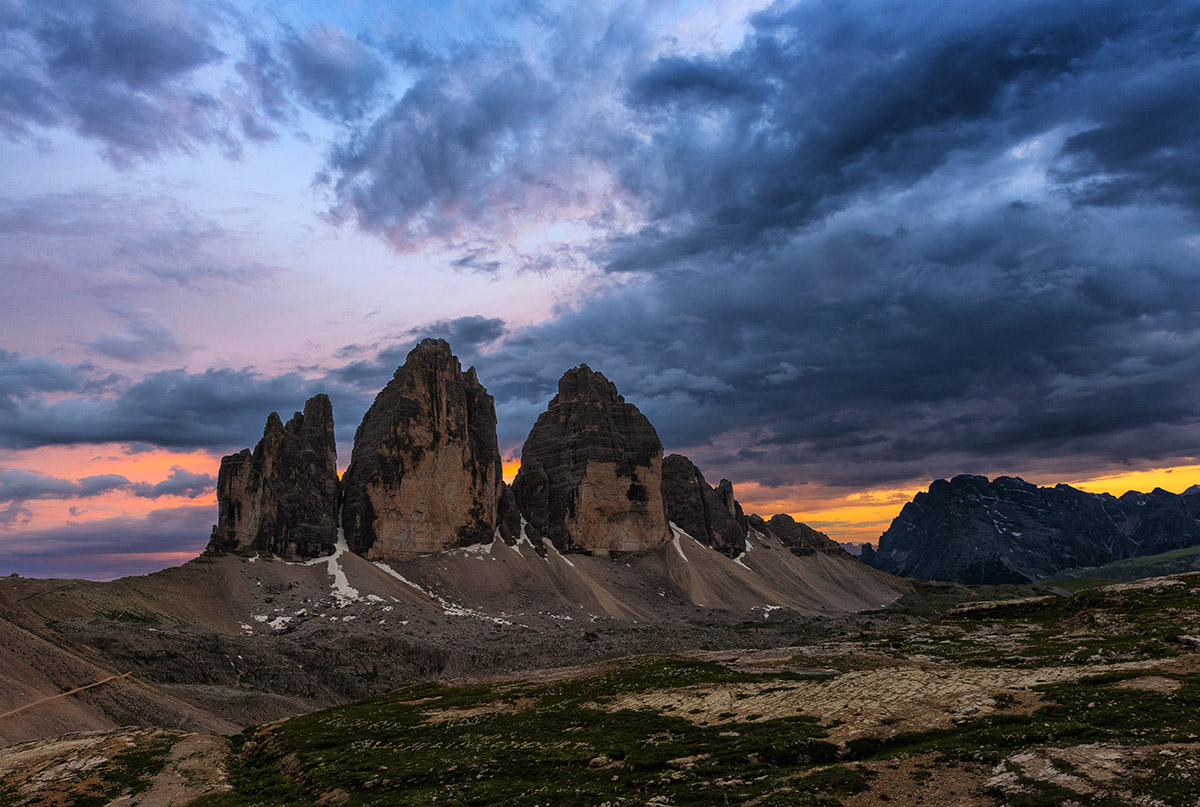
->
xmin=207 ymin=394 xmax=339 ymax=559
xmin=660 ymin=453 xmax=748 ymax=557
xmin=340 ymin=338 xmax=503 ymax=556
xmin=512 ymin=365 xmax=669 ymax=555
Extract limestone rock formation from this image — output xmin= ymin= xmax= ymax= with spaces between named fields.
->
xmin=340 ymin=339 xmax=503 ymax=556
xmin=863 ymin=474 xmax=1200 ymax=584
xmin=762 ymin=514 xmax=845 ymax=556
xmin=512 ymin=365 xmax=669 ymax=555
xmin=660 ymin=454 xmax=748 ymax=557
xmin=207 ymin=394 xmax=339 ymax=559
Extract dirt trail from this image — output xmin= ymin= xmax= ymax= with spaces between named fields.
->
xmin=0 ymin=673 xmax=131 ymax=721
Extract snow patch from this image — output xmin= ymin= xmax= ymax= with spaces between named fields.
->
xmin=668 ymin=522 xmax=692 ymax=562
xmin=268 ymin=615 xmax=292 ymax=631
xmin=458 ymin=538 xmax=495 ymax=556
xmin=543 ymin=538 xmax=575 ymax=567
xmin=303 ymin=524 xmax=359 ymax=606
xmin=373 ymin=561 xmax=512 ymax=625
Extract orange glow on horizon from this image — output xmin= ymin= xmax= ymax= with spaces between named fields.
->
xmin=734 ymin=462 xmax=1200 ymax=550
xmin=502 ymin=459 xmax=520 ymax=484
xmin=0 ymin=444 xmax=221 ymax=530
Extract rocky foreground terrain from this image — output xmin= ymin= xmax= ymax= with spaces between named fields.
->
xmin=4 ymin=572 xmax=1200 ymax=805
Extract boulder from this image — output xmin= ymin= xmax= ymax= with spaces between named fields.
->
xmin=340 ymin=339 xmax=503 ymax=556
xmin=512 ymin=365 xmax=668 ymax=555
xmin=207 ymin=394 xmax=339 ymax=559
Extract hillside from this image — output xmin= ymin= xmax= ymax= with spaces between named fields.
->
xmin=6 ymin=572 xmax=1200 ymax=805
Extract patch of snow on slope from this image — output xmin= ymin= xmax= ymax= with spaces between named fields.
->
xmin=373 ymin=562 xmax=512 ymax=625
xmin=458 ymin=538 xmax=495 ymax=556
xmin=303 ymin=527 xmax=359 ymax=606
xmin=543 ymin=538 xmax=575 ymax=567
xmin=668 ymin=522 xmax=689 ymax=562
xmin=733 ymin=535 xmax=752 ymax=570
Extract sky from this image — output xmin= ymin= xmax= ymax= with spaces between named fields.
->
xmin=2 ymin=0 xmax=1199 ymax=578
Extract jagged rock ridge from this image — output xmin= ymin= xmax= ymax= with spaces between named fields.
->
xmin=207 ymin=394 xmax=339 ymax=559
xmin=512 ymin=365 xmax=669 ymax=555
xmin=862 ymin=474 xmax=1200 ymax=584
xmin=341 ymin=338 xmax=505 ymax=557
xmin=759 ymin=514 xmax=845 ymax=556
xmin=661 ymin=454 xmax=748 ymax=557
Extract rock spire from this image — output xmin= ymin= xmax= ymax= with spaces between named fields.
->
xmin=512 ymin=365 xmax=669 ymax=555
xmin=207 ymin=394 xmax=339 ymax=559
xmin=340 ymin=338 xmax=504 ymax=556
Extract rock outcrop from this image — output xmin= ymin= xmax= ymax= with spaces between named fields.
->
xmin=661 ymin=454 xmax=748 ymax=557
xmin=761 ymin=514 xmax=845 ymax=556
xmin=340 ymin=339 xmax=503 ymax=556
xmin=207 ymin=394 xmax=339 ymax=559
xmin=863 ymin=474 xmax=1200 ymax=584
xmin=512 ymin=366 xmax=669 ymax=555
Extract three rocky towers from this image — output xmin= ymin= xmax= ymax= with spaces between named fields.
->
xmin=208 ymin=338 xmax=842 ymax=561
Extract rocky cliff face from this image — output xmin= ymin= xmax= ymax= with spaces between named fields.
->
xmin=661 ymin=454 xmax=748 ymax=557
xmin=863 ymin=474 xmax=1200 ymax=584
xmin=512 ymin=366 xmax=669 ymax=555
xmin=207 ymin=394 xmax=339 ymax=559
xmin=761 ymin=514 xmax=845 ymax=556
xmin=340 ymin=339 xmax=503 ymax=556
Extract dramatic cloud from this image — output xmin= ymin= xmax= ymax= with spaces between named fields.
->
xmin=284 ymin=24 xmax=386 ymax=121
xmin=0 ymin=359 xmax=367 ymax=453
xmin=324 ymin=5 xmax=646 ymax=249
xmin=0 ymin=0 xmax=237 ymax=163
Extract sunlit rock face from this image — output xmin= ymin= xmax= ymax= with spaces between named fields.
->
xmin=340 ymin=338 xmax=503 ymax=557
xmin=207 ymin=394 xmax=339 ymax=559
xmin=513 ymin=365 xmax=669 ymax=555
xmin=660 ymin=453 xmax=748 ymax=557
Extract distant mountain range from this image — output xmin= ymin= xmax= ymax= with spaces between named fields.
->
xmin=861 ymin=474 xmax=1200 ymax=584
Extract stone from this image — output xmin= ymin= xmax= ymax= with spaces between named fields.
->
xmin=660 ymin=454 xmax=748 ymax=557
xmin=207 ymin=394 xmax=339 ymax=559
xmin=340 ymin=338 xmax=503 ymax=556
xmin=512 ymin=365 xmax=669 ymax=555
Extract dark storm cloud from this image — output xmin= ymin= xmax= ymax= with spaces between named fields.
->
xmin=0 ymin=361 xmax=344 ymax=452
xmin=0 ymin=0 xmax=241 ymax=163
xmin=601 ymin=0 xmax=1200 ymax=271
xmin=0 ymin=1 xmax=391 ymax=163
xmin=465 ymin=190 xmax=1200 ymax=491
xmin=283 ymin=24 xmax=386 ymax=121
xmin=129 ymin=466 xmax=215 ymax=499
xmin=0 ymin=504 xmax=213 ymax=579
xmin=324 ymin=6 xmax=644 ymax=247
xmin=0 ymin=351 xmax=116 ymax=413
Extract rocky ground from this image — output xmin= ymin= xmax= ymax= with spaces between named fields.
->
xmin=4 ymin=572 xmax=1199 ymax=805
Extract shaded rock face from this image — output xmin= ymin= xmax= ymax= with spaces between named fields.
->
xmin=660 ymin=454 xmax=748 ymax=557
xmin=207 ymin=394 xmax=339 ymax=559
xmin=864 ymin=474 xmax=1200 ymax=584
xmin=340 ymin=339 xmax=503 ymax=556
xmin=763 ymin=514 xmax=845 ymax=556
xmin=512 ymin=365 xmax=668 ymax=555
